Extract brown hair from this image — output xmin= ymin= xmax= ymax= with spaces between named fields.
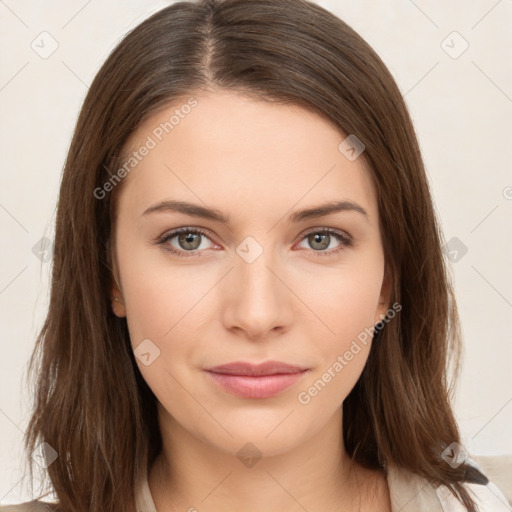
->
xmin=23 ymin=0 xmax=488 ymax=511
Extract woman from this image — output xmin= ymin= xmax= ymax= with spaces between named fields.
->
xmin=2 ymin=0 xmax=510 ymax=511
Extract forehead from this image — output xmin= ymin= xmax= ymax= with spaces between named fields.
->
xmin=116 ymin=90 xmax=378 ymax=225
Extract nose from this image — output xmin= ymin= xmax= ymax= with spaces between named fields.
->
xmin=221 ymin=243 xmax=293 ymax=341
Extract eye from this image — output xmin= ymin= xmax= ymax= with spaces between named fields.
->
xmin=296 ymin=228 xmax=353 ymax=256
xmin=156 ymin=227 xmax=353 ymax=258
xmin=157 ymin=227 xmax=216 ymax=257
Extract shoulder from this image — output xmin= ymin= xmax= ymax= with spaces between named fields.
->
xmin=436 ymin=479 xmax=512 ymax=512
xmin=0 ymin=501 xmax=57 ymax=511
xmin=386 ymin=458 xmax=512 ymax=512
xmin=442 ymin=457 xmax=512 ymax=512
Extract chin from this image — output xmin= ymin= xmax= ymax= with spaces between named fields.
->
xmin=208 ymin=429 xmax=306 ymax=461
xmin=197 ymin=409 xmax=317 ymax=457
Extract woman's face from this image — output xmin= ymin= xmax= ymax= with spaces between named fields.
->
xmin=111 ymin=89 xmax=390 ymax=457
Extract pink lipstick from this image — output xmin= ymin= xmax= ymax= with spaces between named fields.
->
xmin=204 ymin=361 xmax=308 ymax=399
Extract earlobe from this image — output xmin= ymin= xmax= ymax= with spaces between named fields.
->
xmin=111 ymin=294 xmax=126 ymax=317
xmin=110 ymin=272 xmax=126 ymax=317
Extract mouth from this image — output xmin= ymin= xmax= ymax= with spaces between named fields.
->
xmin=204 ymin=360 xmax=309 ymax=399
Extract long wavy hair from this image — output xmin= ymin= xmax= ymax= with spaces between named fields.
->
xmin=22 ymin=0 xmax=488 ymax=511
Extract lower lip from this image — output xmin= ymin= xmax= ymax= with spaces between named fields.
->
xmin=205 ymin=370 xmax=308 ymax=399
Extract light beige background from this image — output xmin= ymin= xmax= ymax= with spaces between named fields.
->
xmin=1 ymin=0 xmax=511 ymax=503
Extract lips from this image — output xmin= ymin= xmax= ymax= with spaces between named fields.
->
xmin=204 ymin=360 xmax=309 ymax=398
xmin=206 ymin=360 xmax=307 ymax=376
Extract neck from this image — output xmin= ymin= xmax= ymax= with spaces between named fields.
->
xmin=148 ymin=405 xmax=372 ymax=512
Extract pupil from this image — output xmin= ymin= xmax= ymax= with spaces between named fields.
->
xmin=312 ymin=233 xmax=329 ymax=250
xmin=180 ymin=232 xmax=200 ymax=249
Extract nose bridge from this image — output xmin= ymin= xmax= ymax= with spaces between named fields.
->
xmin=223 ymin=234 xmax=289 ymax=337
xmin=237 ymin=234 xmax=281 ymax=307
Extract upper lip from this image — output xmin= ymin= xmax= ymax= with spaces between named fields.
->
xmin=205 ymin=360 xmax=308 ymax=376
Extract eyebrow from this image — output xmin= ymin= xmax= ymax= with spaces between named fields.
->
xmin=141 ymin=199 xmax=368 ymax=223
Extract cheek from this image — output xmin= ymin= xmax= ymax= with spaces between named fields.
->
xmin=118 ymin=244 xmax=215 ymax=408
xmin=117 ymin=234 xmax=211 ymax=346
xmin=294 ymin=259 xmax=383 ymax=400
xmin=302 ymin=259 xmax=383 ymax=347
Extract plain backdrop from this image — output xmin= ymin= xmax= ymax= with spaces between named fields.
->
xmin=1 ymin=0 xmax=511 ymax=503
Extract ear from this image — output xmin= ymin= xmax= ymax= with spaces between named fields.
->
xmin=374 ymin=262 xmax=392 ymax=326
xmin=107 ymin=239 xmax=126 ymax=318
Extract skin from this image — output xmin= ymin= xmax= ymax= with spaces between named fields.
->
xmin=110 ymin=89 xmax=392 ymax=512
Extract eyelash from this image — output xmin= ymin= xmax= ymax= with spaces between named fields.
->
xmin=156 ymin=227 xmax=353 ymax=258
